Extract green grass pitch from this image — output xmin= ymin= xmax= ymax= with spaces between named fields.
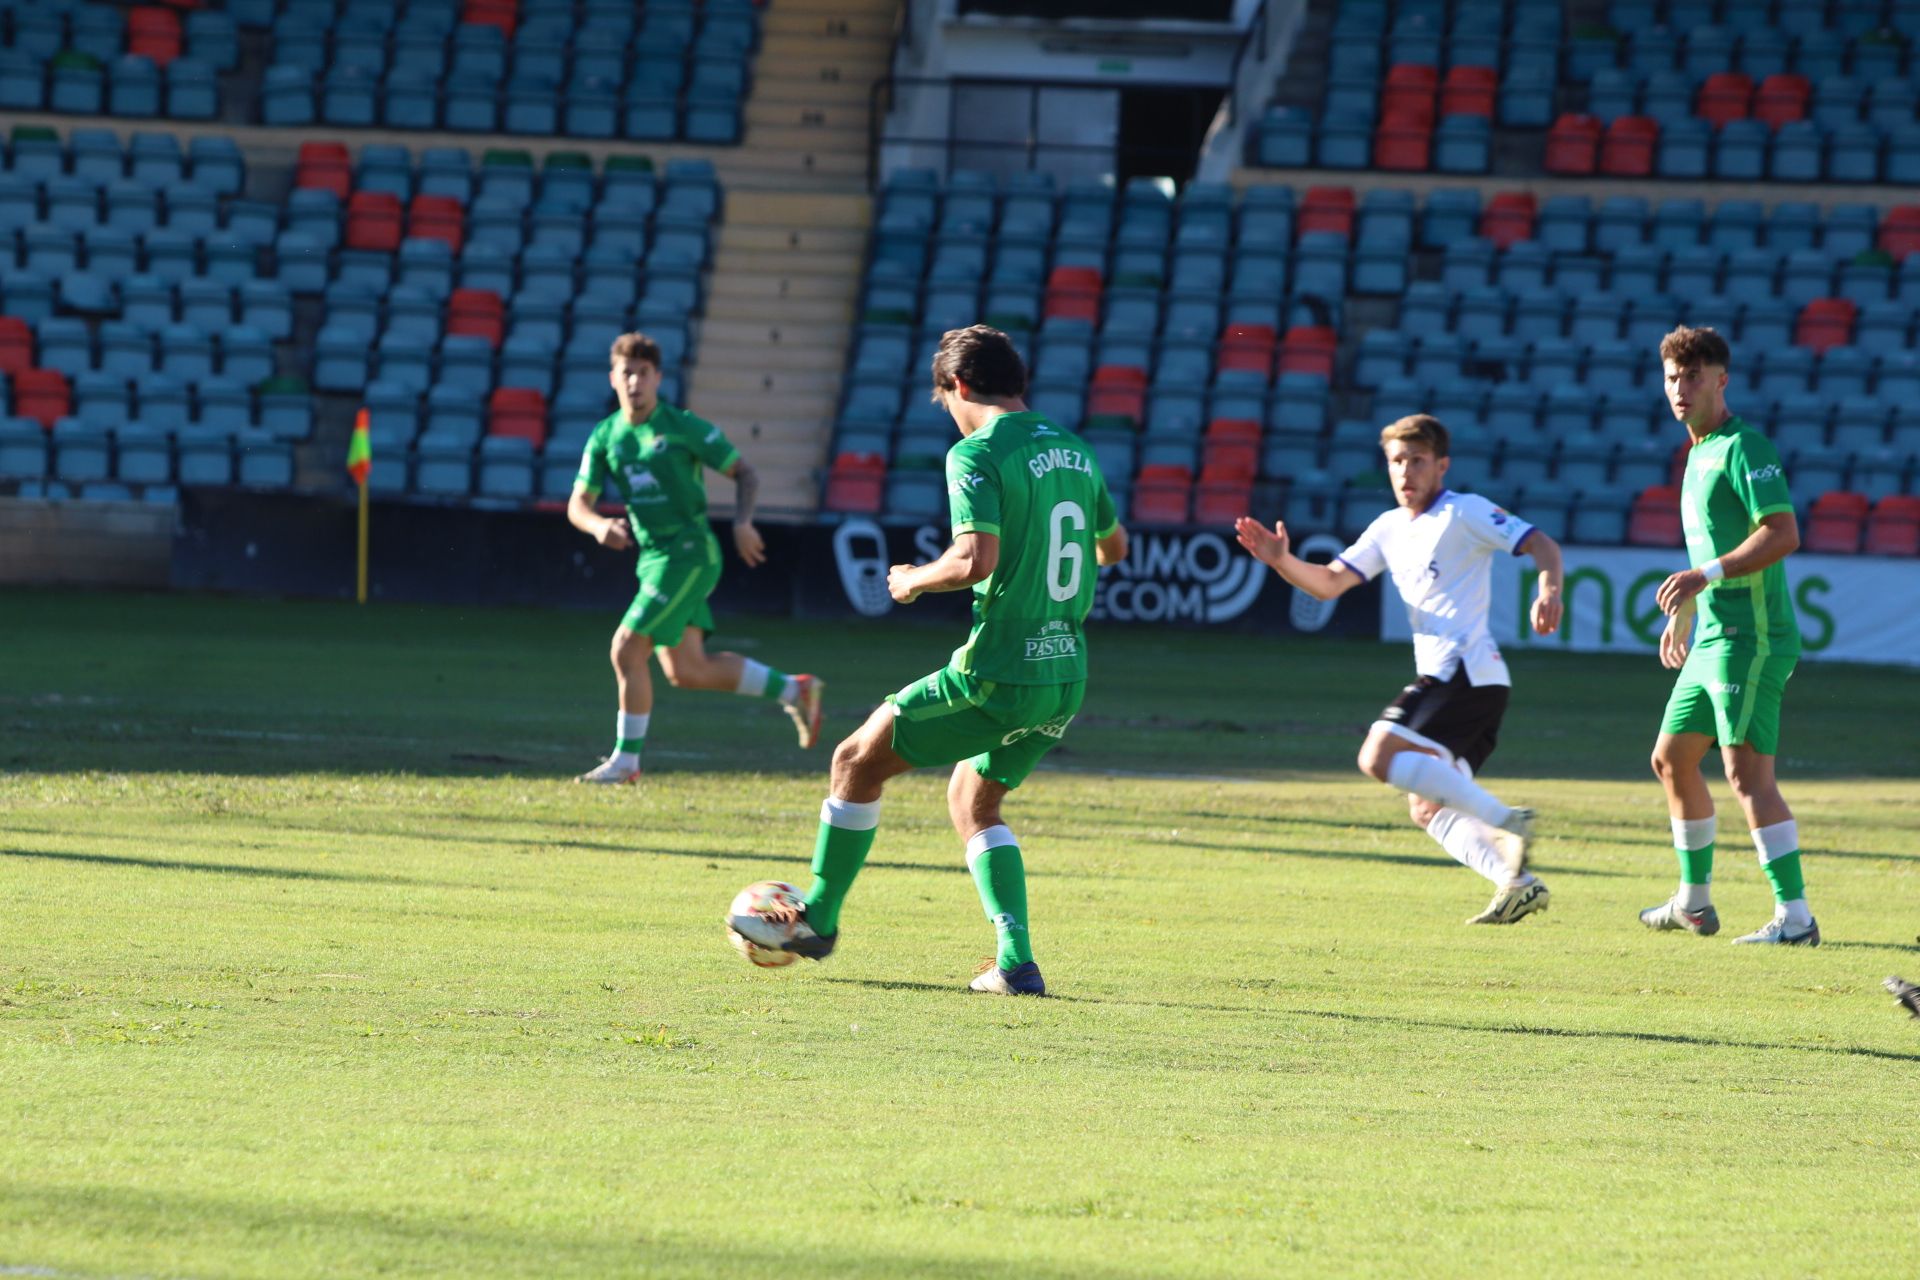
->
xmin=4 ymin=589 xmax=1918 ymax=1278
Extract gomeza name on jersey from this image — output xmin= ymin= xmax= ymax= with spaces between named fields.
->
xmin=1027 ymin=447 xmax=1094 ymax=481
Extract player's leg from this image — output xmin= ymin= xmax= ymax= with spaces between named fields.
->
xmin=1720 ymin=656 xmax=1817 ymax=945
xmin=1640 ymin=650 xmax=1725 ymax=931
xmin=1356 ymin=676 xmax=1532 ymax=839
xmin=951 ymin=683 xmax=1078 ymax=996
xmin=579 ymin=622 xmax=653 ymax=783
xmin=1409 ymin=781 xmax=1548 ymax=925
xmin=655 ymin=617 xmax=824 ymax=749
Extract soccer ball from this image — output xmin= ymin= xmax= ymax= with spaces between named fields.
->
xmin=727 ymin=880 xmax=804 ymax=968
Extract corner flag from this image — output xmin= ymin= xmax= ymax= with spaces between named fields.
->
xmin=346 ymin=408 xmax=372 ymax=486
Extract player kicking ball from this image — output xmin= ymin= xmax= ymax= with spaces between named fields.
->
xmin=567 ymin=331 xmax=822 ymax=783
xmin=1641 ymin=326 xmax=1818 ymax=945
xmin=729 ymin=325 xmax=1127 ymax=995
xmin=1236 ymin=414 xmax=1564 ymax=925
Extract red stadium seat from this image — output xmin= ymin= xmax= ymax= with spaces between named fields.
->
xmin=1544 ymin=114 xmax=1602 ymax=175
xmin=447 ymin=288 xmax=504 ymax=346
xmin=1438 ymin=66 xmax=1497 ymax=117
xmin=1479 ymin=191 xmax=1537 ymax=248
xmin=345 ymin=191 xmax=404 ymax=251
xmin=1216 ymin=345 xmax=1271 ymax=376
xmin=1299 ymin=186 xmax=1356 ymax=238
xmin=1191 ymin=460 xmax=1255 ymax=526
xmin=1696 ymin=72 xmax=1753 ymax=126
xmin=1600 ymin=115 xmax=1658 ymax=176
xmin=0 ymin=316 xmax=32 ymax=376
xmin=1202 ymin=418 xmax=1262 ymax=476
xmin=487 ymin=387 xmax=547 ymax=446
xmin=1086 ymin=388 xmax=1145 ymax=426
xmin=1794 ymin=298 xmax=1857 ymax=354
xmin=1089 ymin=364 xmax=1147 ymax=389
xmin=1382 ymin=63 xmax=1439 ymax=124
xmin=1864 ymin=495 xmax=1920 ymax=556
xmin=461 ymin=0 xmax=517 ymax=37
xmin=823 ymin=452 xmax=885 ymax=514
xmin=295 ymin=141 xmax=351 ymax=198
xmin=1372 ymin=114 xmax=1433 ymax=171
xmin=408 ymin=195 xmax=465 ymax=252
xmin=1753 ymin=73 xmax=1810 ymax=128
xmin=1131 ymin=464 xmax=1192 ymax=526
xmin=1626 ymin=484 xmax=1683 ymax=546
xmin=1277 ymin=325 xmax=1337 ymax=379
xmin=1804 ymin=491 xmax=1870 ymax=554
xmin=127 ymin=6 xmax=182 ymax=67
xmin=13 ymin=368 xmax=71 ymax=429
xmin=1877 ymin=206 xmax=1920 ymax=262
xmin=1043 ymin=265 xmax=1101 ymax=324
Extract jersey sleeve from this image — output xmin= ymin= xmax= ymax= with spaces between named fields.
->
xmin=686 ymin=413 xmax=742 ymax=473
xmin=1457 ymin=493 xmax=1536 ymax=554
xmin=573 ymin=423 xmax=609 ymax=496
xmin=1726 ymin=432 xmax=1794 ymax=521
xmin=1337 ymin=514 xmax=1388 ymax=581
xmin=946 ymin=441 xmax=1001 ymax=537
xmin=1093 ymin=475 xmax=1118 ymax=540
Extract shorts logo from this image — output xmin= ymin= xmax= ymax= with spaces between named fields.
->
xmin=1710 ymin=681 xmax=1742 ymax=694
xmin=1000 ymin=714 xmax=1074 ymax=746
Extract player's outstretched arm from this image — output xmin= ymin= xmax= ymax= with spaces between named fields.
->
xmin=567 ymin=485 xmax=631 ymax=549
xmin=1233 ymin=516 xmax=1359 ymax=600
xmin=1521 ymin=530 xmax=1564 ymax=635
xmin=723 ymin=459 xmax=765 ymax=567
xmin=888 ymin=532 xmax=999 ymax=604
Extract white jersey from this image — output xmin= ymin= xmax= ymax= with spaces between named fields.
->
xmin=1337 ymin=490 xmax=1535 ymax=687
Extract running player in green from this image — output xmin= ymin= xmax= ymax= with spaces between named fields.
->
xmin=729 ymin=325 xmax=1128 ymax=995
xmin=1641 ymin=326 xmax=1819 ymax=945
xmin=568 ymin=332 xmax=823 ymax=784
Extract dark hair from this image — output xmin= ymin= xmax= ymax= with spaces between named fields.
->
xmin=1660 ymin=325 xmax=1731 ymax=371
xmin=930 ymin=324 xmax=1027 ymax=401
xmin=609 ymin=331 xmax=663 ymax=368
xmin=1379 ymin=413 xmax=1450 ymax=458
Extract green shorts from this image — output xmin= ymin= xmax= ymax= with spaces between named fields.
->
xmin=620 ymin=542 xmax=720 ymax=647
xmin=1660 ymin=646 xmax=1796 ymax=755
xmin=887 ymin=666 xmax=1085 ymax=790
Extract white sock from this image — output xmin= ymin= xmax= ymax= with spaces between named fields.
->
xmin=1386 ymin=752 xmax=1514 ymax=828
xmin=736 ymin=659 xmax=771 ymax=698
xmin=620 ymin=711 xmax=649 ymax=741
xmin=1425 ymin=807 xmax=1516 ymax=887
xmin=610 ymin=750 xmax=639 ymax=769
xmin=820 ymin=796 xmax=882 ymax=830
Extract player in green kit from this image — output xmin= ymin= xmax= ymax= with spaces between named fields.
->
xmin=568 ymin=332 xmax=823 ymax=783
xmin=1641 ymin=326 xmax=1819 ymax=945
xmin=729 ymin=325 xmax=1129 ymax=995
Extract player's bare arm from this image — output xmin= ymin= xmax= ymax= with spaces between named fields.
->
xmin=888 ymin=531 xmax=999 ymax=604
xmin=724 ymin=458 xmax=766 ymax=568
xmin=1655 ymin=510 xmax=1800 ymax=615
xmin=1522 ymin=530 xmax=1564 ymax=636
xmin=1659 ymin=597 xmax=1695 ymax=670
xmin=1096 ymin=524 xmax=1128 ymax=567
xmin=567 ymin=485 xmax=631 ymax=549
xmin=1234 ymin=516 xmax=1361 ymax=600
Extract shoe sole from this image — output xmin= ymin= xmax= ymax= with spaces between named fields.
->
xmin=1468 ymin=884 xmax=1549 ymax=925
xmin=788 ymin=678 xmax=825 ymax=749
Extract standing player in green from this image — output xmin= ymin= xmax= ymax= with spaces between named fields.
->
xmin=568 ymin=332 xmax=823 ymax=783
xmin=1642 ymin=326 xmax=1818 ymax=945
xmin=729 ymin=325 xmax=1128 ymax=995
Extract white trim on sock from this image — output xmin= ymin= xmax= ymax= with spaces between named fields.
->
xmin=1671 ymin=815 xmax=1715 ymax=851
xmin=735 ymin=659 xmax=770 ymax=698
xmin=619 ymin=711 xmax=649 ymax=740
xmin=820 ymin=796 xmax=882 ymax=830
xmin=1384 ymin=751 xmax=1513 ymax=828
xmin=1751 ymin=819 xmax=1799 ymax=863
xmin=964 ymin=824 xmax=1017 ymax=868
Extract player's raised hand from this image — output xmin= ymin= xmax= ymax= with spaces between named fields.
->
xmin=1530 ymin=590 xmax=1562 ymax=636
xmin=1655 ymin=567 xmax=1706 ymax=614
xmin=887 ymin=563 xmax=922 ymax=604
xmin=597 ymin=516 xmax=633 ymax=550
xmin=733 ymin=520 xmax=766 ymax=568
xmin=1233 ymin=515 xmax=1290 ymax=569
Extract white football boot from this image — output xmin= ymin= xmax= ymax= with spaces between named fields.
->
xmin=575 ymin=754 xmax=641 ymax=784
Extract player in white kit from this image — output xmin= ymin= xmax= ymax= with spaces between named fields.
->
xmin=1236 ymin=414 xmax=1566 ymax=924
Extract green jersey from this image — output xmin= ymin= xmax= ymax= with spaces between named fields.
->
xmin=1680 ymin=415 xmax=1800 ymax=657
xmin=574 ymin=402 xmax=740 ymax=554
xmin=944 ymin=411 xmax=1118 ymax=685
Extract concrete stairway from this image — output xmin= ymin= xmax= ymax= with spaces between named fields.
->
xmin=688 ymin=0 xmax=898 ymax=520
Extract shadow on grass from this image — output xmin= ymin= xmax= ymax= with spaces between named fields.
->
xmin=1819 ymin=940 xmax=1920 ymax=955
xmin=1 ymin=846 xmax=428 ymax=886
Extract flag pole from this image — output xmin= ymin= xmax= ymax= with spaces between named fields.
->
xmin=356 ymin=478 xmax=369 ymax=604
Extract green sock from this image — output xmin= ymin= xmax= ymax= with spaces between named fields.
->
xmin=803 ymin=798 xmax=879 ymax=937
xmin=1676 ymin=842 xmax=1714 ymax=886
xmin=967 ymin=829 xmax=1032 ymax=969
xmin=1763 ymin=851 xmax=1805 ymax=904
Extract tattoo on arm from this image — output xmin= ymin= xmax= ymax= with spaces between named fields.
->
xmin=732 ymin=461 xmax=759 ymax=525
